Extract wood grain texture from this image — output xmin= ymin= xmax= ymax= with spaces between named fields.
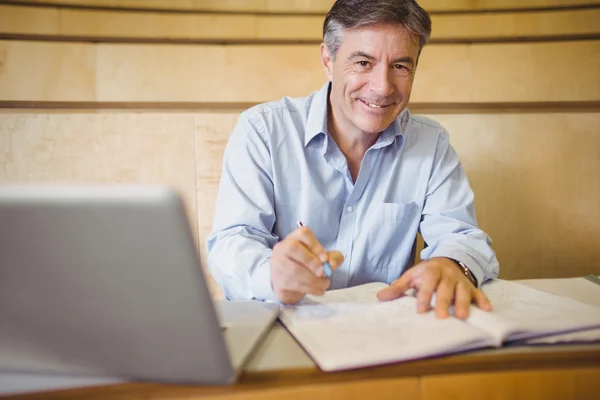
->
xmin=2 ymin=0 xmax=600 ymax=13
xmin=430 ymin=113 xmax=600 ymax=279
xmin=422 ymin=368 xmax=600 ymax=400
xmin=194 ymin=113 xmax=238 ymax=299
xmin=0 ymin=41 xmax=95 ymax=101
xmin=0 ymin=112 xmax=205 ymax=281
xmin=1 ymin=111 xmax=599 ymax=288
xmin=3 ymin=377 xmax=420 ymax=400
xmin=4 ymin=347 xmax=600 ymax=400
xmin=1 ymin=40 xmax=598 ymax=103
xmin=1 ymin=4 xmax=599 ymax=41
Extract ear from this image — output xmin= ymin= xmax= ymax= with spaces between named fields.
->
xmin=320 ymin=43 xmax=334 ymax=81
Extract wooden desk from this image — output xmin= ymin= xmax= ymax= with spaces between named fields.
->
xmin=4 ymin=278 xmax=600 ymax=400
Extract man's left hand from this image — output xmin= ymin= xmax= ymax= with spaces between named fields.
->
xmin=376 ymin=257 xmax=492 ymax=319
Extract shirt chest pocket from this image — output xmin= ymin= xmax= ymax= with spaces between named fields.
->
xmin=364 ymin=201 xmax=420 ymax=282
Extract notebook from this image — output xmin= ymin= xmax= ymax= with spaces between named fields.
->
xmin=519 ymin=276 xmax=600 ymax=344
xmin=279 ymin=279 xmax=600 ymax=371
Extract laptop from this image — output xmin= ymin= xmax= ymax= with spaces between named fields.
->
xmin=0 ymin=185 xmax=279 ymax=385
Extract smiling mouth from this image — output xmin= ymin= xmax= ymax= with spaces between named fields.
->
xmin=359 ymin=99 xmax=392 ymax=109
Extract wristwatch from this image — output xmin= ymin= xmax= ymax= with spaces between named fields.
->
xmin=451 ymin=259 xmax=478 ymax=287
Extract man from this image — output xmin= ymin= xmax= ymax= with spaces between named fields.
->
xmin=207 ymin=0 xmax=499 ymax=319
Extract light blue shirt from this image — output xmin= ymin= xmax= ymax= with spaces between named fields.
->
xmin=207 ymin=82 xmax=499 ymax=301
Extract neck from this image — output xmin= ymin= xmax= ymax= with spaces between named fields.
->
xmin=327 ymin=103 xmax=379 ymax=162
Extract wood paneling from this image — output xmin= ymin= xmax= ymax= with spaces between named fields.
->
xmin=430 ymin=113 xmax=600 ymax=279
xmin=94 ymin=44 xmax=324 ymax=102
xmin=2 ymin=0 xmax=600 ymax=13
xmin=1 ymin=111 xmax=599 ymax=282
xmin=0 ymin=112 xmax=216 ymax=295
xmin=195 ymin=113 xmax=237 ymax=300
xmin=1 ymin=4 xmax=599 ymax=41
xmin=1 ymin=40 xmax=598 ymax=103
xmin=0 ymin=4 xmax=59 ymax=34
xmin=0 ymin=41 xmax=95 ymax=101
xmin=432 ymin=9 xmax=600 ymax=38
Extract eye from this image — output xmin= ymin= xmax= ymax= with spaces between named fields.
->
xmin=394 ymin=64 xmax=408 ymax=70
xmin=357 ymin=61 xmax=370 ymax=67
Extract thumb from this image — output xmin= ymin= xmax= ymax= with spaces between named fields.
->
xmin=377 ymin=273 xmax=412 ymax=302
xmin=326 ymin=251 xmax=344 ymax=271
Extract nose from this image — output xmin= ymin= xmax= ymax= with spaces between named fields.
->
xmin=370 ymin=65 xmax=394 ymax=98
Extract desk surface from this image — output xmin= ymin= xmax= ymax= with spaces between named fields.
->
xmin=3 ymin=277 xmax=600 ymax=400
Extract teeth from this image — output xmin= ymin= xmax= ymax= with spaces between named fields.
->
xmin=364 ymin=100 xmax=382 ymax=108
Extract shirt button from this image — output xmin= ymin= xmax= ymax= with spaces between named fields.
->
xmin=347 ymin=206 xmax=354 ymax=213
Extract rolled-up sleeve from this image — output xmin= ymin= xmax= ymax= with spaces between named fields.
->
xmin=206 ymin=112 xmax=279 ymax=301
xmin=419 ymin=130 xmax=499 ymax=286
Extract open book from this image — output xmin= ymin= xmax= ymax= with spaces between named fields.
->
xmin=279 ymin=279 xmax=600 ymax=371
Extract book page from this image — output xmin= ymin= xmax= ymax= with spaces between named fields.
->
xmin=299 ymin=282 xmax=389 ymax=305
xmin=517 ymin=277 xmax=600 ymax=344
xmin=518 ymin=277 xmax=600 ymax=308
xmin=524 ymin=327 xmax=600 ymax=344
xmin=281 ymin=285 xmax=494 ymax=371
xmin=468 ymin=280 xmax=600 ymax=342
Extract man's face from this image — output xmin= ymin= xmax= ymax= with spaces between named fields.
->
xmin=321 ymin=24 xmax=420 ymax=137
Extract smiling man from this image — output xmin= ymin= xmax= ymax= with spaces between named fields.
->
xmin=207 ymin=0 xmax=499 ymax=319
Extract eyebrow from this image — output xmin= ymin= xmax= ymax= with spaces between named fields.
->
xmin=348 ymin=51 xmax=415 ymax=67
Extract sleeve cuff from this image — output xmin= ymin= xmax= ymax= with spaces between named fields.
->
xmin=250 ymin=260 xmax=279 ymax=302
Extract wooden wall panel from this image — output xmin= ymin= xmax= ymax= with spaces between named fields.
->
xmin=194 ymin=115 xmax=235 ymax=234
xmin=195 ymin=113 xmax=237 ymax=300
xmin=0 ymin=4 xmax=59 ymax=34
xmin=431 ymin=113 xmax=600 ymax=279
xmin=97 ymin=41 xmax=600 ymax=103
xmin=1 ymin=111 xmax=599 ymax=293
xmin=1 ymin=5 xmax=599 ymax=41
xmin=466 ymin=41 xmax=600 ymax=102
xmin=0 ymin=41 xmax=95 ymax=101
xmin=0 ymin=112 xmax=222 ymax=297
xmin=58 ymin=8 xmax=260 ymax=39
xmin=432 ymin=9 xmax=600 ymax=38
xmin=4 ymin=0 xmax=600 ymax=13
xmin=94 ymin=44 xmax=325 ymax=102
xmin=2 ymin=40 xmax=596 ymax=103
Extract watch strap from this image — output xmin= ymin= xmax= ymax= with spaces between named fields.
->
xmin=452 ymin=259 xmax=478 ymax=287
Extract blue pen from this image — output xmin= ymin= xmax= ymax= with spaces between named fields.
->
xmin=296 ymin=221 xmax=333 ymax=278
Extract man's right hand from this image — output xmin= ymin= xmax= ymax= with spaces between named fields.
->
xmin=270 ymin=225 xmax=344 ymax=304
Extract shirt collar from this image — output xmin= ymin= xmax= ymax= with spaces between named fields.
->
xmin=304 ymin=82 xmax=331 ymax=147
xmin=304 ymin=81 xmax=409 ymax=149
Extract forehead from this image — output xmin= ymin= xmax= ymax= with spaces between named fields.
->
xmin=339 ymin=24 xmax=419 ymax=58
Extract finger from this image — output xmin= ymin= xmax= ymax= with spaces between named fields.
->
xmin=289 ymin=226 xmax=328 ymax=263
xmin=434 ymin=279 xmax=455 ymax=319
xmin=454 ymin=282 xmax=472 ymax=319
xmin=326 ymin=251 xmax=344 ymax=270
xmin=280 ymin=261 xmax=330 ymax=295
xmin=275 ymin=289 xmax=305 ymax=305
xmin=283 ymin=239 xmax=327 ymax=278
xmin=377 ymin=269 xmax=414 ymax=302
xmin=473 ymin=289 xmax=492 ymax=311
xmin=416 ymin=271 xmax=440 ymax=313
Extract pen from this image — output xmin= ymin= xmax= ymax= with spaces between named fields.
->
xmin=296 ymin=221 xmax=333 ymax=278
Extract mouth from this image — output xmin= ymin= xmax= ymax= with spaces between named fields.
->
xmin=359 ymin=99 xmax=393 ymax=109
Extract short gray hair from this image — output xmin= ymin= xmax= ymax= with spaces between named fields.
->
xmin=323 ymin=0 xmax=432 ymax=61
